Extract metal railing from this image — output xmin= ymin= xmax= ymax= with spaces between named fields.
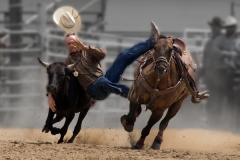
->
xmin=0 ymin=29 xmax=44 ymax=110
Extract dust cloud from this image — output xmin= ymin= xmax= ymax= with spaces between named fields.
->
xmin=1 ymin=128 xmax=240 ymax=154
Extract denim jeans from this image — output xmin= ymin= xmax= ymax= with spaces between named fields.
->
xmin=86 ymin=37 xmax=155 ymax=100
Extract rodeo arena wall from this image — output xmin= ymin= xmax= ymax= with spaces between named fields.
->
xmin=0 ymin=0 xmax=240 ymax=133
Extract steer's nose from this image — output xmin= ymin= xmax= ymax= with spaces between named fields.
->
xmin=47 ymin=85 xmax=57 ymax=93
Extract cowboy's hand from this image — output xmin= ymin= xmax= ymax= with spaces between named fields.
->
xmin=48 ymin=93 xmax=56 ymax=112
xmin=72 ymin=38 xmax=88 ymax=50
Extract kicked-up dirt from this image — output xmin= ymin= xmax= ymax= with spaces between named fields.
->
xmin=0 ymin=128 xmax=240 ymax=159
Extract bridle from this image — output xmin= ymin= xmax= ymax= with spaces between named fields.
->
xmin=128 ymin=37 xmax=209 ymax=110
xmin=151 ymin=39 xmax=175 ymax=87
xmin=153 ymin=38 xmax=175 ymax=73
xmin=128 ymin=37 xmax=186 ymax=108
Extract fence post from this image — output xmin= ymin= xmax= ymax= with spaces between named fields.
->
xmin=8 ymin=0 xmax=22 ymax=103
xmin=38 ymin=2 xmax=46 ymax=53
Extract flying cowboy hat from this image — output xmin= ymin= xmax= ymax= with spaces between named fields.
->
xmin=53 ymin=6 xmax=81 ymax=33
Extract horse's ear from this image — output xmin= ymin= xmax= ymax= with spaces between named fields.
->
xmin=151 ymin=21 xmax=160 ymax=39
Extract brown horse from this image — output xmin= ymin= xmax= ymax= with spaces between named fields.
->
xmin=120 ymin=32 xmax=209 ymax=150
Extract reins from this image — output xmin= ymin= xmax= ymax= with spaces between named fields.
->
xmin=127 ymin=37 xmax=209 ymax=108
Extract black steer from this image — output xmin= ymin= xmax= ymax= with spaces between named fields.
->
xmin=38 ymin=57 xmax=95 ymax=144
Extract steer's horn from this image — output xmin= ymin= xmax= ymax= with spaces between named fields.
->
xmin=67 ymin=59 xmax=80 ymax=70
xmin=38 ymin=57 xmax=50 ymax=68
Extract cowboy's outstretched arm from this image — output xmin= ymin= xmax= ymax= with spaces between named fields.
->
xmin=87 ymin=46 xmax=106 ymax=61
xmin=73 ymin=38 xmax=106 ymax=61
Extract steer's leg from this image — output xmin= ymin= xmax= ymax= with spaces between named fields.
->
xmin=52 ymin=115 xmax=64 ymax=124
xmin=68 ymin=107 xmax=90 ymax=143
xmin=133 ymin=108 xmax=164 ymax=149
xmin=151 ymin=95 xmax=188 ymax=150
xmin=42 ymin=108 xmax=55 ymax=133
xmin=50 ymin=115 xmax=64 ymax=135
xmin=57 ymin=113 xmax=75 ymax=144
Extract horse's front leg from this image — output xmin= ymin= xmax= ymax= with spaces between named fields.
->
xmin=121 ymin=102 xmax=142 ymax=132
xmin=151 ymin=96 xmax=187 ymax=150
xmin=133 ymin=108 xmax=164 ymax=149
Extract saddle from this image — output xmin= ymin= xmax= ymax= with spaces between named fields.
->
xmin=173 ymin=38 xmax=197 ymax=78
xmin=131 ymin=38 xmax=209 ymax=104
xmin=173 ymin=38 xmax=209 ymax=103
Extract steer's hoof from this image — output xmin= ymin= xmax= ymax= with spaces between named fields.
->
xmin=42 ymin=126 xmax=49 ymax=133
xmin=151 ymin=141 xmax=160 ymax=150
xmin=67 ymin=136 xmax=75 ymax=143
xmin=67 ymin=139 xmax=73 ymax=143
xmin=57 ymin=139 xmax=63 ymax=144
xmin=51 ymin=127 xmax=61 ymax=135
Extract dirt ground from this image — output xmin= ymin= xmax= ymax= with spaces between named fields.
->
xmin=0 ymin=128 xmax=240 ymax=160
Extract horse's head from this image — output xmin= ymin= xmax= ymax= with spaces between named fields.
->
xmin=153 ymin=36 xmax=174 ymax=79
xmin=38 ymin=57 xmax=79 ymax=95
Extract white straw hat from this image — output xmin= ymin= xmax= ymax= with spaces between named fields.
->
xmin=53 ymin=6 xmax=81 ymax=33
xmin=224 ymin=16 xmax=238 ymax=27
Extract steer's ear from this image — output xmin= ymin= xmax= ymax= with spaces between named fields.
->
xmin=67 ymin=59 xmax=80 ymax=70
xmin=38 ymin=57 xmax=50 ymax=68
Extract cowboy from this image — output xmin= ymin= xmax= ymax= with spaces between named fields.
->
xmin=199 ymin=17 xmax=224 ymax=124
xmin=209 ymin=16 xmax=240 ymax=128
xmin=201 ymin=16 xmax=223 ymax=75
xmin=47 ymin=6 xmax=159 ymax=112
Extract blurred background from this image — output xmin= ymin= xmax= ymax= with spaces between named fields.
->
xmin=0 ymin=0 xmax=240 ymax=134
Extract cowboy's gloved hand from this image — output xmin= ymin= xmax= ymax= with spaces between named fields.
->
xmin=72 ymin=38 xmax=89 ymax=50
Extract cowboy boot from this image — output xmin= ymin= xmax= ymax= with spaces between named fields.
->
xmin=151 ymin=21 xmax=160 ymax=42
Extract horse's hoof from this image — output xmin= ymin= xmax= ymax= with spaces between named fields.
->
xmin=151 ymin=142 xmax=160 ymax=150
xmin=124 ymin=124 xmax=134 ymax=132
xmin=120 ymin=115 xmax=127 ymax=125
xmin=120 ymin=115 xmax=134 ymax=132
xmin=132 ymin=144 xmax=143 ymax=149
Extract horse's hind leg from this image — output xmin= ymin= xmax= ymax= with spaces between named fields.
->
xmin=68 ymin=107 xmax=90 ymax=143
xmin=151 ymin=97 xmax=187 ymax=150
xmin=133 ymin=108 xmax=164 ymax=149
